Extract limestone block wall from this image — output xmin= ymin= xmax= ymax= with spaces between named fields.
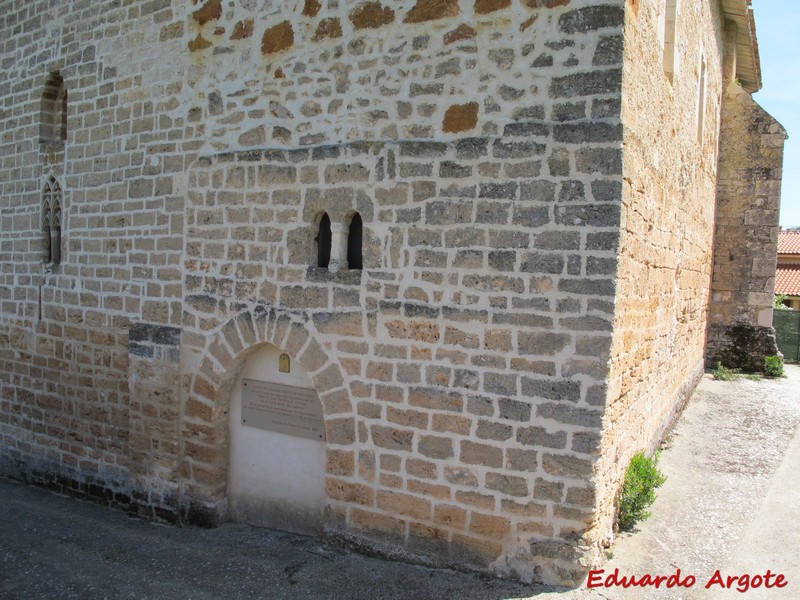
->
xmin=0 ymin=0 xmax=631 ymax=584
xmin=2 ymin=0 xmax=754 ymax=587
xmin=594 ymin=0 xmax=726 ymax=543
xmin=177 ymin=0 xmax=626 ymax=585
xmin=0 ymin=0 xmax=194 ymax=513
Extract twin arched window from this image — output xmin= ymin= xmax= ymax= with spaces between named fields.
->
xmin=42 ymin=176 xmax=63 ymax=265
xmin=317 ymin=213 xmax=332 ymax=268
xmin=316 ymin=212 xmax=362 ymax=270
xmin=347 ymin=213 xmax=363 ymax=270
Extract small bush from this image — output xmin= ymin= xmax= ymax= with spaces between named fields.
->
xmin=764 ymin=355 xmax=785 ymax=378
xmin=712 ymin=362 xmax=740 ymax=381
xmin=617 ymin=451 xmax=667 ymax=532
xmin=774 ymin=294 xmax=792 ymax=311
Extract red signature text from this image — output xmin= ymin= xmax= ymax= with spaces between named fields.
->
xmin=705 ymin=569 xmax=787 ymax=593
xmin=587 ymin=568 xmax=695 ymax=589
xmin=587 ymin=568 xmax=788 ymax=592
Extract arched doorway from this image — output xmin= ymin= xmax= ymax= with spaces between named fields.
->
xmin=228 ymin=343 xmax=326 ymax=535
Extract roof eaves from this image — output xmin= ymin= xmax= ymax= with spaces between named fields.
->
xmin=721 ymin=0 xmax=762 ymax=93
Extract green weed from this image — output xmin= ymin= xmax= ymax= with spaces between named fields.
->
xmin=712 ymin=362 xmax=740 ymax=381
xmin=764 ymin=355 xmax=785 ymax=378
xmin=617 ymin=452 xmax=667 ymax=532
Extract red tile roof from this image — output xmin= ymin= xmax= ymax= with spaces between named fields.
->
xmin=778 ymin=230 xmax=800 ymax=255
xmin=775 ymin=263 xmax=800 ymax=296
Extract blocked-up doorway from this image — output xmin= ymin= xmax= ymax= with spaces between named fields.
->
xmin=228 ymin=343 xmax=326 ymax=534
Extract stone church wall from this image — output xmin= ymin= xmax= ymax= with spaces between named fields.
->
xmin=1 ymin=0 xmax=776 ymax=587
xmin=706 ymin=24 xmax=787 ymax=372
xmin=595 ymin=0 xmax=726 ymax=545
xmin=0 ymin=0 xmax=194 ymax=514
xmin=0 ymin=0 xmax=630 ymax=585
xmin=177 ymin=0 xmax=626 ymax=584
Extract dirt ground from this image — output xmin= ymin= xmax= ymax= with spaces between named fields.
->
xmin=1 ymin=365 xmax=798 ymax=599
xmin=534 ymin=364 xmax=800 ymax=600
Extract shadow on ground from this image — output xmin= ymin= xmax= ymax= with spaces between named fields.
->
xmin=0 ymin=478 xmax=560 ymax=600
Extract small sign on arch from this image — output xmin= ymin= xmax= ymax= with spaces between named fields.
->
xmin=241 ymin=379 xmax=325 ymax=441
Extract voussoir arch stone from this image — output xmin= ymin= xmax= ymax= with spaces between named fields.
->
xmin=192 ymin=305 xmax=351 ymax=415
xmin=181 ymin=306 xmax=352 ymax=513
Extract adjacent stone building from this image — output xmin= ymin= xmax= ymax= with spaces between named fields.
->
xmin=0 ymin=0 xmax=785 ymax=586
xmin=705 ymin=11 xmax=787 ymax=372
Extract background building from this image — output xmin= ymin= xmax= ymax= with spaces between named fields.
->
xmin=776 ymin=228 xmax=800 ymax=309
xmin=774 ymin=228 xmax=800 ymax=362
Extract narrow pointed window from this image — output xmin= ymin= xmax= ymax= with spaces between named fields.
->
xmin=42 ymin=203 xmax=52 ymax=264
xmin=317 ymin=212 xmax=331 ymax=268
xmin=663 ymin=0 xmax=678 ymax=82
xmin=51 ymin=202 xmax=62 ymax=265
xmin=40 ymin=72 xmax=67 ymax=144
xmin=347 ymin=212 xmax=363 ymax=270
xmin=697 ymin=56 xmax=707 ymax=143
xmin=42 ymin=177 xmax=63 ymax=265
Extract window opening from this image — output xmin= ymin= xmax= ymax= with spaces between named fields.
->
xmin=697 ymin=56 xmax=707 ymax=144
xmin=40 ymin=72 xmax=67 ymax=143
xmin=663 ymin=0 xmax=678 ymax=82
xmin=42 ymin=176 xmax=62 ymax=265
xmin=347 ymin=212 xmax=363 ymax=270
xmin=316 ymin=212 xmax=331 ymax=268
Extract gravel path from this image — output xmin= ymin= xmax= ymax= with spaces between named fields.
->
xmin=532 ymin=364 xmax=800 ymax=599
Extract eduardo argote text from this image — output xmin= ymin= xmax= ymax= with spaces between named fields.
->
xmin=587 ymin=568 xmax=788 ymax=593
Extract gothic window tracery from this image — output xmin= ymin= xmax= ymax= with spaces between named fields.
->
xmin=42 ymin=176 xmax=62 ymax=265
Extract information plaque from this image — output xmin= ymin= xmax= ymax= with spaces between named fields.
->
xmin=241 ymin=379 xmax=325 ymax=441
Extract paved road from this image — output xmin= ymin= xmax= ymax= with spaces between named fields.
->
xmin=1 ymin=366 xmax=798 ymax=599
